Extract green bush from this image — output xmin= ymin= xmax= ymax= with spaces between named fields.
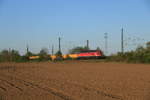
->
xmin=108 ymin=42 xmax=150 ymax=63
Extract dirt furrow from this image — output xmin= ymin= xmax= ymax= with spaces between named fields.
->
xmin=3 ymin=72 xmax=122 ymax=100
xmin=46 ymin=79 xmax=123 ymax=100
xmin=0 ymin=73 xmax=77 ymax=100
xmin=65 ymin=81 xmax=123 ymax=100
xmin=0 ymin=86 xmax=7 ymax=92
xmin=0 ymin=78 xmax=23 ymax=92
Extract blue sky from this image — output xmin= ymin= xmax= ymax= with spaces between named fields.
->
xmin=0 ymin=0 xmax=150 ymax=55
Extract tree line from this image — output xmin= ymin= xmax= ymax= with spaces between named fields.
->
xmin=0 ymin=48 xmax=51 ymax=62
xmin=108 ymin=41 xmax=150 ymax=63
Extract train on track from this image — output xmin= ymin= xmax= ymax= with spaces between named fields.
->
xmin=29 ymin=50 xmax=104 ymax=61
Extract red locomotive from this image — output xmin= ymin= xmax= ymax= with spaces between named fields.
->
xmin=77 ymin=50 xmax=104 ymax=59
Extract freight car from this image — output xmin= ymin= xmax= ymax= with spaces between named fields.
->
xmin=29 ymin=50 xmax=104 ymax=60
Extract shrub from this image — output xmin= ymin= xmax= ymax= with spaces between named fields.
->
xmin=108 ymin=42 xmax=150 ymax=63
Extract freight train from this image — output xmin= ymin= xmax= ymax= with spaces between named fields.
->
xmin=29 ymin=50 xmax=104 ymax=61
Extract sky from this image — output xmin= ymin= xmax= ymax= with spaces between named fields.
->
xmin=0 ymin=0 xmax=150 ymax=55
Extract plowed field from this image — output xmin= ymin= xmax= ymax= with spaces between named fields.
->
xmin=0 ymin=61 xmax=150 ymax=100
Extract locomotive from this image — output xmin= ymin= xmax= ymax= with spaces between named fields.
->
xmin=63 ymin=50 xmax=103 ymax=60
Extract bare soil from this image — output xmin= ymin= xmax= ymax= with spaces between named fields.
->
xmin=0 ymin=61 xmax=150 ymax=100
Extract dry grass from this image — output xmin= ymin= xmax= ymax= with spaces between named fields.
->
xmin=0 ymin=61 xmax=150 ymax=100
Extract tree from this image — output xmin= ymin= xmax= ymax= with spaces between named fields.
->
xmin=136 ymin=46 xmax=144 ymax=52
xmin=0 ymin=50 xmax=10 ymax=62
xmin=146 ymin=41 xmax=150 ymax=49
xmin=26 ymin=51 xmax=34 ymax=57
xmin=55 ymin=50 xmax=62 ymax=56
xmin=23 ymin=51 xmax=35 ymax=61
xmin=0 ymin=49 xmax=21 ymax=62
xmin=39 ymin=48 xmax=49 ymax=61
xmin=11 ymin=49 xmax=20 ymax=62
xmin=39 ymin=48 xmax=49 ymax=56
xmin=96 ymin=47 xmax=100 ymax=51
xmin=69 ymin=46 xmax=89 ymax=54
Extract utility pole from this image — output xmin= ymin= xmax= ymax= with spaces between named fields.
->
xmin=52 ymin=45 xmax=54 ymax=55
xmin=9 ymin=48 xmax=12 ymax=62
xmin=26 ymin=44 xmax=29 ymax=54
xmin=104 ymin=33 xmax=108 ymax=55
xmin=58 ymin=37 xmax=61 ymax=52
xmin=121 ymin=28 xmax=124 ymax=53
xmin=87 ymin=40 xmax=89 ymax=50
